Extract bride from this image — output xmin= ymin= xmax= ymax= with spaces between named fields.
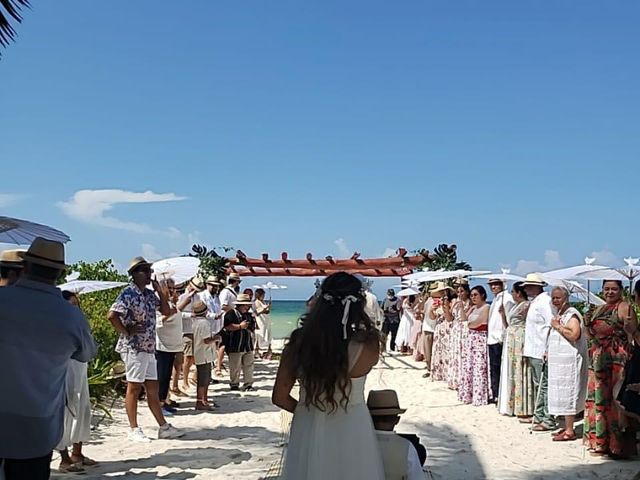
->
xmin=272 ymin=272 xmax=385 ymax=479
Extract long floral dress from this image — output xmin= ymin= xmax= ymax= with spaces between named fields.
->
xmin=410 ymin=301 xmax=425 ymax=361
xmin=458 ymin=305 xmax=490 ymax=406
xmin=497 ymin=301 xmax=534 ymax=416
xmin=431 ymin=304 xmax=452 ymax=381
xmin=584 ymin=303 xmax=635 ymax=456
xmin=447 ymin=299 xmax=470 ymax=390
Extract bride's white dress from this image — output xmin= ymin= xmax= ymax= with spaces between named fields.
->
xmin=281 ymin=343 xmax=385 ymax=480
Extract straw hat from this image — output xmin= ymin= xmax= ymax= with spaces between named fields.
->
xmin=18 ymin=237 xmax=67 ymax=269
xmin=227 ymin=272 xmax=242 ymax=283
xmin=206 ymin=275 xmax=222 ymax=286
xmin=453 ymin=277 xmax=469 ymax=286
xmin=235 ymin=293 xmax=253 ymax=305
xmin=367 ymin=390 xmax=407 ymax=416
xmin=431 ymin=281 xmax=454 ymax=294
xmin=487 ymin=278 xmax=505 ymax=285
xmin=192 ymin=300 xmax=208 ymax=316
xmin=0 ymin=248 xmax=26 ymax=268
xmin=127 ymin=256 xmax=152 ymax=274
xmin=189 ymin=276 xmax=206 ymax=292
xmin=108 ymin=361 xmax=126 ymax=380
xmin=521 ymin=273 xmax=547 ymax=287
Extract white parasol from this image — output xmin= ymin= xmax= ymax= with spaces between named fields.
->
xmin=58 ymin=280 xmax=127 ymax=295
xmin=541 ymin=276 xmax=605 ymax=306
xmin=152 ymin=256 xmax=200 ymax=284
xmin=576 ymin=257 xmax=640 ymax=296
xmin=407 ymin=269 xmax=491 ymax=284
xmin=543 ymin=257 xmax=609 ymax=280
xmin=0 ymin=216 xmax=70 ymax=244
xmin=397 ymin=287 xmax=420 ymax=297
xmin=473 ymin=271 xmax=526 ymax=282
xmin=253 ymin=281 xmax=288 ymax=301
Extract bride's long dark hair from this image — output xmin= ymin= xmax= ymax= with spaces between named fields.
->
xmin=284 ymin=272 xmax=380 ymax=412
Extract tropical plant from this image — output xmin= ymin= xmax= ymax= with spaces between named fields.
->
xmin=0 ymin=0 xmax=29 ymax=56
xmin=189 ymin=244 xmax=232 ymax=280
xmin=417 ymin=244 xmax=472 ymax=272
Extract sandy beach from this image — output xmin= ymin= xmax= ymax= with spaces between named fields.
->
xmin=51 ymin=353 xmax=640 ymax=480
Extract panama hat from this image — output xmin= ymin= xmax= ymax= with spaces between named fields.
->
xmin=107 ymin=361 xmax=126 ymax=380
xmin=0 ymin=248 xmax=26 ymax=268
xmin=206 ymin=275 xmax=222 ymax=286
xmin=127 ymin=256 xmax=152 ymax=274
xmin=227 ymin=272 xmax=242 ymax=282
xmin=192 ymin=300 xmax=208 ymax=316
xmin=189 ymin=276 xmax=206 ymax=292
xmin=487 ymin=278 xmax=505 ymax=285
xmin=367 ymin=390 xmax=407 ymax=416
xmin=431 ymin=281 xmax=454 ymax=294
xmin=235 ymin=293 xmax=253 ymax=305
xmin=521 ymin=273 xmax=547 ymax=287
xmin=18 ymin=237 xmax=67 ymax=269
xmin=453 ymin=277 xmax=469 ymax=286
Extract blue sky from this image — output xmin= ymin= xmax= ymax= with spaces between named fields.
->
xmin=1 ymin=1 xmax=639 ymax=299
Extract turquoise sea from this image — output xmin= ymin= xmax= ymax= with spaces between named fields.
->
xmin=269 ymin=300 xmax=306 ymax=339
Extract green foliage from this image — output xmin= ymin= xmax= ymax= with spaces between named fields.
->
xmin=65 ymin=260 xmax=127 ymax=403
xmin=417 ymin=244 xmax=472 ymax=272
xmin=189 ymin=244 xmax=232 ymax=279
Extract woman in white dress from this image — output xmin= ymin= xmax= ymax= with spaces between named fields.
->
xmin=395 ymin=295 xmax=416 ymax=354
xmin=254 ymin=288 xmax=273 ymax=360
xmin=57 ymin=291 xmax=97 ymax=473
xmin=547 ymin=286 xmax=588 ymax=442
xmin=273 ymin=272 xmax=385 ymax=480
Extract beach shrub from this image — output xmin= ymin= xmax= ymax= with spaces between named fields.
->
xmin=189 ymin=244 xmax=232 ymax=279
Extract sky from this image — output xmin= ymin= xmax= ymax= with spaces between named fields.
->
xmin=1 ymin=1 xmax=639 ymax=299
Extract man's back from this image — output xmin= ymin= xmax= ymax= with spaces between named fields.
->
xmin=0 ymin=280 xmax=96 ymax=459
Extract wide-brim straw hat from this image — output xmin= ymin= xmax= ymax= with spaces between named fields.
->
xmin=0 ymin=248 xmax=26 ymax=268
xmin=192 ymin=300 xmax=208 ymax=316
xmin=108 ymin=361 xmax=126 ymax=380
xmin=235 ymin=293 xmax=253 ymax=305
xmin=521 ymin=273 xmax=547 ymax=287
xmin=127 ymin=256 xmax=152 ymax=274
xmin=206 ymin=275 xmax=222 ymax=286
xmin=18 ymin=237 xmax=68 ymax=269
xmin=453 ymin=277 xmax=469 ymax=286
xmin=227 ymin=272 xmax=242 ymax=282
xmin=431 ymin=281 xmax=454 ymax=294
xmin=487 ymin=278 xmax=505 ymax=285
xmin=367 ymin=389 xmax=407 ymax=416
xmin=189 ymin=276 xmax=206 ymax=291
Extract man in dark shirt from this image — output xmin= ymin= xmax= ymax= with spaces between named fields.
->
xmin=223 ymin=293 xmax=255 ymax=391
xmin=382 ymin=289 xmax=402 ymax=352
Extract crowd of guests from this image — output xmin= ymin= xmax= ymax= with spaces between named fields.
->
xmin=0 ymin=240 xmax=275 ymax=479
xmin=380 ymin=273 xmax=640 ymax=459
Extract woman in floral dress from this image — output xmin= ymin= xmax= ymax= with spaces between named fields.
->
xmin=448 ymin=281 xmax=471 ymax=390
xmin=584 ymin=280 xmax=638 ymax=458
xmin=497 ymin=282 xmax=533 ymax=418
xmin=430 ymin=283 xmax=454 ymax=381
xmin=410 ymin=294 xmax=426 ymax=361
xmin=458 ymin=286 xmax=490 ymax=406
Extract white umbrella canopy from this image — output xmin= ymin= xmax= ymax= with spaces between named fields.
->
xmin=474 ymin=273 xmax=526 ymax=282
xmin=542 ymin=277 xmax=605 ymax=306
xmin=253 ymin=282 xmax=288 ymax=300
xmin=397 ymin=287 xmax=420 ymax=297
xmin=576 ymin=258 xmax=640 ymax=284
xmin=0 ymin=216 xmax=70 ymax=244
xmin=58 ymin=280 xmax=127 ymax=295
xmin=408 ymin=269 xmax=491 ymax=284
xmin=152 ymin=256 xmax=200 ymax=284
xmin=543 ymin=258 xmax=609 ymax=280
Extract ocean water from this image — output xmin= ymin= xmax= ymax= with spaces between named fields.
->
xmin=269 ymin=300 xmax=306 ymax=339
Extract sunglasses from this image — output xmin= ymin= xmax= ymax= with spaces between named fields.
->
xmin=134 ymin=267 xmax=153 ymax=274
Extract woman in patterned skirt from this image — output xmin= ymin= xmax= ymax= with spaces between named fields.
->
xmin=497 ymin=282 xmax=533 ymax=419
xmin=458 ymin=286 xmax=490 ymax=406
xmin=430 ymin=282 xmax=454 ymax=381
xmin=448 ymin=280 xmax=471 ymax=390
xmin=584 ymin=279 xmax=637 ymax=458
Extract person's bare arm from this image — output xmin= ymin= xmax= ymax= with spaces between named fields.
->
xmin=350 ymin=336 xmax=381 ymax=378
xmin=272 ymin=353 xmax=298 ymax=413
xmin=177 ymin=288 xmax=196 ymax=311
xmin=107 ymin=310 xmax=143 ymax=336
xmin=554 ymin=315 xmax=582 ymax=342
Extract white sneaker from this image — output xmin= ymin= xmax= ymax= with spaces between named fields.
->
xmin=158 ymin=423 xmax=184 ymax=439
xmin=128 ymin=427 xmax=151 ymax=443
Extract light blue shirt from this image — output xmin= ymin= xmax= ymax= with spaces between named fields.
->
xmin=0 ymin=279 xmax=96 ymax=459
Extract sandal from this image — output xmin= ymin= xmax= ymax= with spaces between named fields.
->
xmin=532 ymin=424 xmax=554 ymax=432
xmin=589 ymin=450 xmax=608 ymax=457
xmin=171 ymin=388 xmax=188 ymax=397
xmin=59 ymin=463 xmax=85 ymax=473
xmin=552 ymin=431 xmax=576 ymax=442
xmin=518 ymin=417 xmax=533 ymax=424
xmin=551 ymin=428 xmax=566 ymax=436
xmin=214 ymin=369 xmax=224 ymax=378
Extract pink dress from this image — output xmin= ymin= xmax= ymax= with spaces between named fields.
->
xmin=458 ymin=305 xmax=490 ymax=406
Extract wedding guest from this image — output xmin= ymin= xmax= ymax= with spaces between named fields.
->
xmin=547 ymin=286 xmax=588 ymax=442
xmin=216 ymin=273 xmax=241 ymax=377
xmin=0 ymin=248 xmax=24 ymax=286
xmin=458 ymin=285 xmax=490 ymax=406
xmin=497 ymin=282 xmax=533 ymax=419
xmin=273 ymin=272 xmax=384 ymax=479
xmin=108 ymin=256 xmax=183 ymax=442
xmin=430 ymin=282 xmax=454 ymax=382
xmin=56 ymin=291 xmax=98 ymax=474
xmin=177 ymin=276 xmax=205 ymax=391
xmin=487 ymin=279 xmax=515 ymax=402
xmin=192 ymin=301 xmax=218 ymax=411
xmin=0 ymin=238 xmax=96 ymax=480
xmin=382 ymin=289 xmax=402 ymax=352
xmin=522 ymin=273 xmax=556 ymax=432
xmin=224 ymin=293 xmax=256 ymax=391
xmin=367 ymin=390 xmax=425 ymax=480
xmin=254 ymin=288 xmax=273 ymax=360
xmin=421 ymin=288 xmax=436 ymax=378
xmin=617 ymin=281 xmax=640 ymax=420
xmin=584 ymin=279 xmax=637 ymax=457
xmin=448 ymin=279 xmax=471 ymax=390
xmin=409 ymin=294 xmax=425 ymax=362
xmin=395 ymin=295 xmax=416 ymax=354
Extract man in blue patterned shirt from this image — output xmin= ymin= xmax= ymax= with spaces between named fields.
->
xmin=108 ymin=256 xmax=184 ymax=442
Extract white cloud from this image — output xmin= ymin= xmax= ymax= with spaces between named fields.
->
xmin=513 ymin=249 xmax=564 ymax=275
xmin=589 ymin=249 xmax=620 ymax=266
xmin=58 ymin=189 xmax=186 ymax=233
xmin=0 ymin=194 xmax=26 ymax=208
xmin=141 ymin=243 xmax=162 ymax=261
xmin=381 ymin=247 xmax=396 ymax=258
xmin=167 ymin=226 xmax=182 ymax=238
xmin=334 ymin=238 xmax=350 ymax=257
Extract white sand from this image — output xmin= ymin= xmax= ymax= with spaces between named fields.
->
xmin=51 ymin=354 xmax=640 ymax=480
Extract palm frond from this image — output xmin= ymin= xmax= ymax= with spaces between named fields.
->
xmin=0 ymin=0 xmax=30 ymax=52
